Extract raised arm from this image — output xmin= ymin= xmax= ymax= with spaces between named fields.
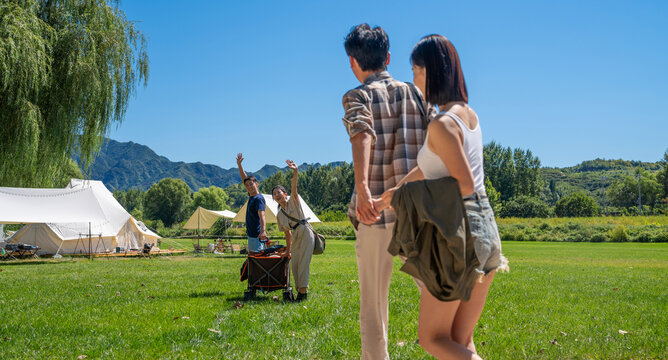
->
xmin=286 ymin=160 xmax=299 ymax=199
xmin=236 ymin=153 xmax=247 ymax=182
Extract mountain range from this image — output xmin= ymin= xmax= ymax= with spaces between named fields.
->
xmin=82 ymin=139 xmax=341 ymax=191
xmin=84 ymin=138 xmax=663 ymax=195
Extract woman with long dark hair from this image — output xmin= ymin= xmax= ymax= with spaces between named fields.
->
xmin=374 ymin=35 xmax=508 ymax=359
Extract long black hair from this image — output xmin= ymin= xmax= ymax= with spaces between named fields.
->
xmin=411 ymin=34 xmax=468 ymax=105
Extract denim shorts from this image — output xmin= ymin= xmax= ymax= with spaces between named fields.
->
xmin=463 ymin=194 xmax=509 ymax=277
xmin=247 ymin=237 xmax=266 ymax=252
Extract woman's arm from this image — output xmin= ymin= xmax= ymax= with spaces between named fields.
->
xmin=373 ymin=166 xmax=425 ymax=212
xmin=286 ymin=160 xmax=298 ymax=199
xmin=427 ymin=117 xmax=475 ymax=196
xmin=283 ymin=230 xmax=292 ymax=257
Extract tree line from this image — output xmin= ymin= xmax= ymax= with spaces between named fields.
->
xmin=112 ymin=146 xmax=667 ymax=232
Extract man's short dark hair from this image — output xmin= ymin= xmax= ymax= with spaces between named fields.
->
xmin=344 ymin=23 xmax=389 ymax=72
xmin=243 ymin=176 xmax=258 ymax=184
xmin=411 ymin=34 xmax=468 ymax=105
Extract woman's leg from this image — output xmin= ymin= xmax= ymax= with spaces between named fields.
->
xmin=418 ymin=290 xmax=482 ymax=360
xmin=292 ymin=230 xmax=313 ymax=294
xmin=451 ymin=271 xmax=495 ymax=353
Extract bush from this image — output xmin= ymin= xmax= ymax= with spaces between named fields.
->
xmin=318 ymin=210 xmax=348 ymax=222
xmin=609 ymin=225 xmax=628 ymax=242
xmin=500 ymin=196 xmax=551 ymax=218
xmin=555 ymin=192 xmax=599 ymax=217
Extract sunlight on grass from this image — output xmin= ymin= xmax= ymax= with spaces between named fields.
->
xmin=0 ymin=241 xmax=666 ymax=359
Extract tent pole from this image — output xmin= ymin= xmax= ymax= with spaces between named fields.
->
xmin=89 ymin=222 xmax=92 ymax=260
xmin=198 ymin=208 xmax=201 ymax=247
xmin=55 ymin=239 xmax=64 ymax=257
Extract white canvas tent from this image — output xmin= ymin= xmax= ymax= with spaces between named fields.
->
xmin=183 ymin=207 xmax=236 ymax=230
xmin=6 ymin=179 xmax=160 ymax=255
xmin=232 ymin=194 xmax=321 ymax=223
xmin=0 ymin=186 xmax=108 ymax=224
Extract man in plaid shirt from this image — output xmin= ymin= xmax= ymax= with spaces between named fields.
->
xmin=342 ymin=24 xmax=429 ymax=359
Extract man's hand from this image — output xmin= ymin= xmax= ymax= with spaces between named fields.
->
xmin=236 ymin=153 xmax=244 ymax=166
xmin=258 ymin=230 xmax=268 ymax=241
xmin=356 ymin=188 xmax=381 ymax=225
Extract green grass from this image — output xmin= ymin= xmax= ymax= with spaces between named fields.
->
xmin=0 ymin=241 xmax=666 ymax=359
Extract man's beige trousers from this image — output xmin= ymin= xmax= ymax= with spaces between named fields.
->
xmin=355 ymin=223 xmax=395 ymax=360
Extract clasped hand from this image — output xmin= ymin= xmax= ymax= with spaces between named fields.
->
xmin=357 ymin=189 xmax=394 ymax=225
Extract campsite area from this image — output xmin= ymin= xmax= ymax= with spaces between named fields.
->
xmin=0 ymin=239 xmax=665 ymax=359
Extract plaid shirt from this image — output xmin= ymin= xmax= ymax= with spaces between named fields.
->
xmin=342 ymin=71 xmax=431 ymax=227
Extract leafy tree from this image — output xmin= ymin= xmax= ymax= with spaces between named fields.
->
xmin=607 ymin=170 xmax=662 ymax=210
xmin=56 ymin=158 xmax=84 ymax=187
xmin=484 ymin=141 xmax=542 ymax=201
xmin=658 ymin=149 xmax=668 ymax=202
xmin=257 ymin=162 xmax=355 ymax=214
xmin=113 ymin=188 xmax=145 ymax=214
xmin=0 ymin=0 xmax=148 ymax=187
xmin=144 ymin=178 xmax=192 ymax=227
xmin=192 ymin=186 xmax=229 ymax=211
xmin=499 ymin=195 xmax=551 ymax=218
xmin=259 ymin=169 xmax=289 ymax=195
xmin=225 ymin=183 xmax=250 ymax=210
xmin=484 ymin=177 xmax=502 ymax=214
xmin=554 ymin=192 xmax=599 ymax=217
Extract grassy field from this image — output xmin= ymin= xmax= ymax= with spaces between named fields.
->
xmin=1 ymin=240 xmax=666 ymax=359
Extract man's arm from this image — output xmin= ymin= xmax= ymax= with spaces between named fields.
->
xmin=236 ymin=153 xmax=247 ymax=182
xmin=258 ymin=210 xmax=267 ymax=240
xmin=351 ymin=132 xmax=380 ymax=224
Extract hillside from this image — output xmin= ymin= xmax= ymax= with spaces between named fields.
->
xmin=81 ymin=139 xmax=343 ymax=191
xmin=541 ymin=158 xmax=662 ymax=202
xmin=82 ymin=139 xmax=663 ymax=197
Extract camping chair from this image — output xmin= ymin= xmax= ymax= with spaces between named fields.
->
xmin=1 ymin=246 xmax=16 ymax=261
xmin=230 ymin=244 xmax=242 ymax=254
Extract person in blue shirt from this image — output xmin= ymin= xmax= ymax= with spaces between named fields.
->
xmin=236 ymin=153 xmax=267 ymax=252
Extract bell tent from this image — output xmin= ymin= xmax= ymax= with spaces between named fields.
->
xmin=6 ymin=179 xmax=160 ymax=255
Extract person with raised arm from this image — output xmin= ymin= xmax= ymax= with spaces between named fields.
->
xmin=236 ymin=153 xmax=267 ymax=252
xmin=273 ymin=160 xmax=315 ymax=301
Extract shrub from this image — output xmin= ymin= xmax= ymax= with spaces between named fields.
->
xmin=500 ymin=196 xmax=551 ymax=218
xmin=555 ymin=192 xmax=599 ymax=217
xmin=590 ymin=233 xmax=607 ymax=242
xmin=609 ymin=225 xmax=628 ymax=242
xmin=318 ymin=210 xmax=348 ymax=222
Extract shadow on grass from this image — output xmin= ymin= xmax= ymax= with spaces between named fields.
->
xmin=189 ymin=290 xmax=225 ymax=298
xmin=225 ymin=290 xmax=294 ymax=305
xmin=0 ymin=259 xmax=72 ymax=266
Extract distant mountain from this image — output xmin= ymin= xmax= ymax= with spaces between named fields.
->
xmin=80 ymin=139 xmax=346 ymax=191
xmin=82 ymin=139 xmax=663 ymax=197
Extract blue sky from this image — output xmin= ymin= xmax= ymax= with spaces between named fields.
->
xmin=109 ymin=0 xmax=668 ymax=172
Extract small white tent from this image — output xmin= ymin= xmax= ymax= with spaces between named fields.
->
xmin=232 ymin=194 xmax=320 ymax=223
xmin=7 ymin=179 xmax=160 ymax=255
xmin=183 ymin=207 xmax=236 ymax=230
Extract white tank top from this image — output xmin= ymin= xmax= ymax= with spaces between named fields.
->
xmin=417 ymin=111 xmax=485 ymax=193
